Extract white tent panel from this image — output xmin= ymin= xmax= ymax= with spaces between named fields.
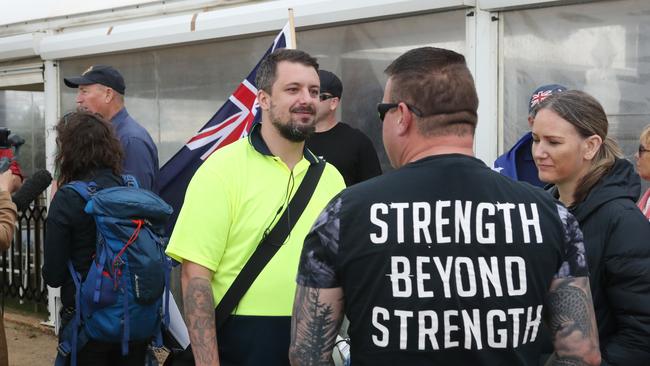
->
xmin=479 ymin=0 xmax=596 ymax=11
xmin=0 ymin=0 xmax=158 ymax=26
xmin=0 ymin=33 xmax=42 ymax=61
xmin=40 ymin=0 xmax=474 ymax=60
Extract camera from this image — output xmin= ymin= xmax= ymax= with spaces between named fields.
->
xmin=0 ymin=128 xmax=25 ymax=176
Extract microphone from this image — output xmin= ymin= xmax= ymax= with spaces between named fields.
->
xmin=12 ymin=169 xmax=52 ymax=212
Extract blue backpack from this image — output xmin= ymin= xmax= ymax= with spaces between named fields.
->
xmin=55 ymin=176 xmax=173 ymax=366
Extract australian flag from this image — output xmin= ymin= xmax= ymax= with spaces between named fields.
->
xmin=157 ymin=23 xmax=293 ymax=233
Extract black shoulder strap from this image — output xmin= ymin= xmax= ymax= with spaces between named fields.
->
xmin=214 ymin=159 xmax=326 ymax=329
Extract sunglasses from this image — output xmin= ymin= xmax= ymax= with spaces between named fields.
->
xmin=377 ymin=102 xmax=423 ymax=122
xmin=640 ymin=144 xmax=650 ymax=156
xmin=319 ymin=93 xmax=336 ymax=101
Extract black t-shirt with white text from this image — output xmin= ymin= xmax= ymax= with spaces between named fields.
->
xmin=297 ymin=154 xmax=587 ymax=366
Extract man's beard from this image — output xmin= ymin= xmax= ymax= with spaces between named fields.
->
xmin=270 ymin=104 xmax=316 ymax=142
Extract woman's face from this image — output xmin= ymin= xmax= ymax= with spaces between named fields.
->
xmin=636 ymin=136 xmax=650 ymax=181
xmin=531 ymin=108 xmax=595 ymax=187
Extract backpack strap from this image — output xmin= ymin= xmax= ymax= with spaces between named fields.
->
xmin=122 ymin=174 xmax=139 ymax=188
xmin=65 ymin=181 xmax=99 ymax=202
xmin=67 ymin=262 xmax=82 ymax=366
xmin=92 ymin=248 xmax=109 ymax=304
xmin=54 ymin=262 xmax=90 ymax=366
xmin=121 ymin=269 xmax=130 ymax=355
xmin=214 ymin=159 xmax=326 ymax=329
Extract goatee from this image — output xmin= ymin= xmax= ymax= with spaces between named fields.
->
xmin=271 ymin=119 xmax=315 ymax=142
xmin=269 ymin=103 xmax=316 ymax=142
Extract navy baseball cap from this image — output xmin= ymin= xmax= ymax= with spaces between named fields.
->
xmin=528 ymin=84 xmax=566 ymax=113
xmin=318 ymin=70 xmax=343 ymax=99
xmin=64 ymin=65 xmax=126 ymax=95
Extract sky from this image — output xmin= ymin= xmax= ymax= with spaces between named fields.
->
xmin=0 ymin=0 xmax=156 ymax=26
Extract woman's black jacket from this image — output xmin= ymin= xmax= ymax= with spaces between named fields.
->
xmin=567 ymin=159 xmax=650 ymax=365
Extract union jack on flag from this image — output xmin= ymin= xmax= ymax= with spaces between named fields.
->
xmin=157 ymin=23 xmax=294 ymax=233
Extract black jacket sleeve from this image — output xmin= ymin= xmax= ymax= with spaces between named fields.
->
xmin=42 ymin=188 xmax=76 ymax=288
xmin=42 ymin=187 xmax=96 ymax=288
xmin=601 ymin=206 xmax=650 ymax=365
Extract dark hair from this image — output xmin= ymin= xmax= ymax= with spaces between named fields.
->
xmin=55 ymin=112 xmax=123 ymax=185
xmin=255 ymin=49 xmax=319 ymax=94
xmin=384 ymin=47 xmax=479 ymax=137
xmin=536 ymin=90 xmax=623 ymax=204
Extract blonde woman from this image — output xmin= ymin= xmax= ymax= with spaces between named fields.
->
xmin=636 ymin=125 xmax=650 ymax=218
xmin=532 ymin=90 xmax=650 ymax=365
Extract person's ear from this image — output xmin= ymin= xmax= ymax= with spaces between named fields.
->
xmin=329 ymin=97 xmax=340 ymax=112
xmin=257 ymin=89 xmax=271 ymax=111
xmin=583 ymin=134 xmax=603 ymax=161
xmin=396 ymin=102 xmax=412 ymax=136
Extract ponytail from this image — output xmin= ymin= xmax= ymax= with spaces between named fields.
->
xmin=573 ymin=136 xmax=623 ymax=204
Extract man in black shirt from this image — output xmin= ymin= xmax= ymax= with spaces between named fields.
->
xmin=290 ymin=47 xmax=601 ymax=366
xmin=306 ymin=69 xmax=382 ymax=186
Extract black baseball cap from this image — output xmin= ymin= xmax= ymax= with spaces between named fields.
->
xmin=318 ymin=69 xmax=342 ymax=99
xmin=64 ymin=65 xmax=126 ymax=95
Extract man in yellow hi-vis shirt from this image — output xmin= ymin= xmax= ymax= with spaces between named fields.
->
xmin=166 ymin=49 xmax=345 ymax=366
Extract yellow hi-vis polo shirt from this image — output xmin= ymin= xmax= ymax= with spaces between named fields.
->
xmin=166 ymin=123 xmax=345 ymax=316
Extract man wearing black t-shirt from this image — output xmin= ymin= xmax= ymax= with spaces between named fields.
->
xmin=306 ymin=69 xmax=382 ymax=186
xmin=290 ymin=47 xmax=601 ymax=366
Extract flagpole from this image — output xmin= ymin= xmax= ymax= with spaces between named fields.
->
xmin=288 ymin=8 xmax=297 ymax=49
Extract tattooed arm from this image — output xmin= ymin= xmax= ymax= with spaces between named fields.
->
xmin=291 ymin=196 xmax=346 ymax=365
xmin=544 ymin=277 xmax=600 ymax=366
xmin=289 ymin=285 xmax=344 ymax=366
xmin=182 ymin=260 xmax=219 ymax=366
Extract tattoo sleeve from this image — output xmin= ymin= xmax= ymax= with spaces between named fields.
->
xmin=184 ymin=277 xmax=219 ymax=366
xmin=289 ymin=286 xmax=344 ymax=366
xmin=545 ymin=277 xmax=601 ymax=366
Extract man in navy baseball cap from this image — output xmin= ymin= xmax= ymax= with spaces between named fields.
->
xmin=64 ymin=64 xmax=126 ymax=95
xmin=63 ymin=65 xmax=158 ymax=192
xmin=493 ymin=83 xmax=567 ymax=187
